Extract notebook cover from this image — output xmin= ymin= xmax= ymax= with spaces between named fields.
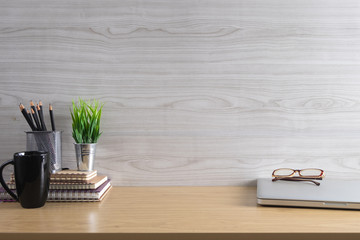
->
xmin=7 ymin=175 xmax=108 ymax=190
xmin=0 ymin=180 xmax=111 ymax=202
xmin=47 ymin=180 xmax=111 ymax=201
xmin=50 ymin=169 xmax=97 ymax=181
xmin=48 ymin=185 xmax=112 ymax=202
xmin=10 ymin=170 xmax=98 ymax=182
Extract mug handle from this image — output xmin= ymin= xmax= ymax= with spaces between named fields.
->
xmin=0 ymin=160 xmax=18 ymax=201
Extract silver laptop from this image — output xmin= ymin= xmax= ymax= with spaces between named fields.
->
xmin=257 ymin=178 xmax=360 ymax=210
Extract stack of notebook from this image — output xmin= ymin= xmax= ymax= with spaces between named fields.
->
xmin=2 ymin=170 xmax=112 ymax=202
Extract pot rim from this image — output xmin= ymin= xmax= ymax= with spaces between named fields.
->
xmin=73 ymin=143 xmax=97 ymax=145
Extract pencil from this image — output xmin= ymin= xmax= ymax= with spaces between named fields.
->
xmin=31 ymin=108 xmax=41 ymax=131
xmin=26 ymin=109 xmax=36 ymax=130
xmin=19 ymin=104 xmax=36 ymax=131
xmin=49 ymin=104 xmax=56 ymax=131
xmin=37 ymin=101 xmax=47 ymax=131
xmin=30 ymin=100 xmax=42 ymax=130
xmin=27 ymin=110 xmax=31 ymax=121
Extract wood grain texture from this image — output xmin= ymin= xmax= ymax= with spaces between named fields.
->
xmin=1 ymin=0 xmax=360 ymax=185
xmin=1 ymin=187 xmax=360 ymax=240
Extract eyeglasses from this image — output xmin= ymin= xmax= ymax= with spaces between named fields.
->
xmin=272 ymin=168 xmax=324 ymax=179
xmin=272 ymin=168 xmax=324 ymax=186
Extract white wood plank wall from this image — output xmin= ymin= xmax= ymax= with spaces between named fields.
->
xmin=1 ymin=0 xmax=360 ymax=186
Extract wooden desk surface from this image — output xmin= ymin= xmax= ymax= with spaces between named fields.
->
xmin=1 ymin=186 xmax=360 ymax=240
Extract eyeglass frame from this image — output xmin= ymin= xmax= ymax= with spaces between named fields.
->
xmin=272 ymin=168 xmax=325 ymax=179
xmin=272 ymin=176 xmax=321 ymax=186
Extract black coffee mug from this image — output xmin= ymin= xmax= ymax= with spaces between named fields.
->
xmin=0 ymin=151 xmax=50 ymax=208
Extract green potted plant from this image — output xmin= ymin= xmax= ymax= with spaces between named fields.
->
xmin=70 ymin=98 xmax=104 ymax=171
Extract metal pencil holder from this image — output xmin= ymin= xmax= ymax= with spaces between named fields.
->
xmin=26 ymin=131 xmax=62 ymax=173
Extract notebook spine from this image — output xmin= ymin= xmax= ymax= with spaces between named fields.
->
xmin=7 ymin=183 xmax=94 ymax=190
xmin=3 ymin=174 xmax=111 ymax=202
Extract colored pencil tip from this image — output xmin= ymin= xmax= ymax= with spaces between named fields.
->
xmin=19 ymin=104 xmax=25 ymax=111
xmin=49 ymin=104 xmax=53 ymax=111
xmin=36 ymin=104 xmax=40 ymax=110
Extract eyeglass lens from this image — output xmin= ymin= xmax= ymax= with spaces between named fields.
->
xmin=299 ymin=169 xmax=322 ymax=176
xmin=273 ymin=169 xmax=294 ymax=176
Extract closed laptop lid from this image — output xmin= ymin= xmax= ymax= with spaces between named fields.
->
xmin=257 ymin=178 xmax=360 ymax=203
